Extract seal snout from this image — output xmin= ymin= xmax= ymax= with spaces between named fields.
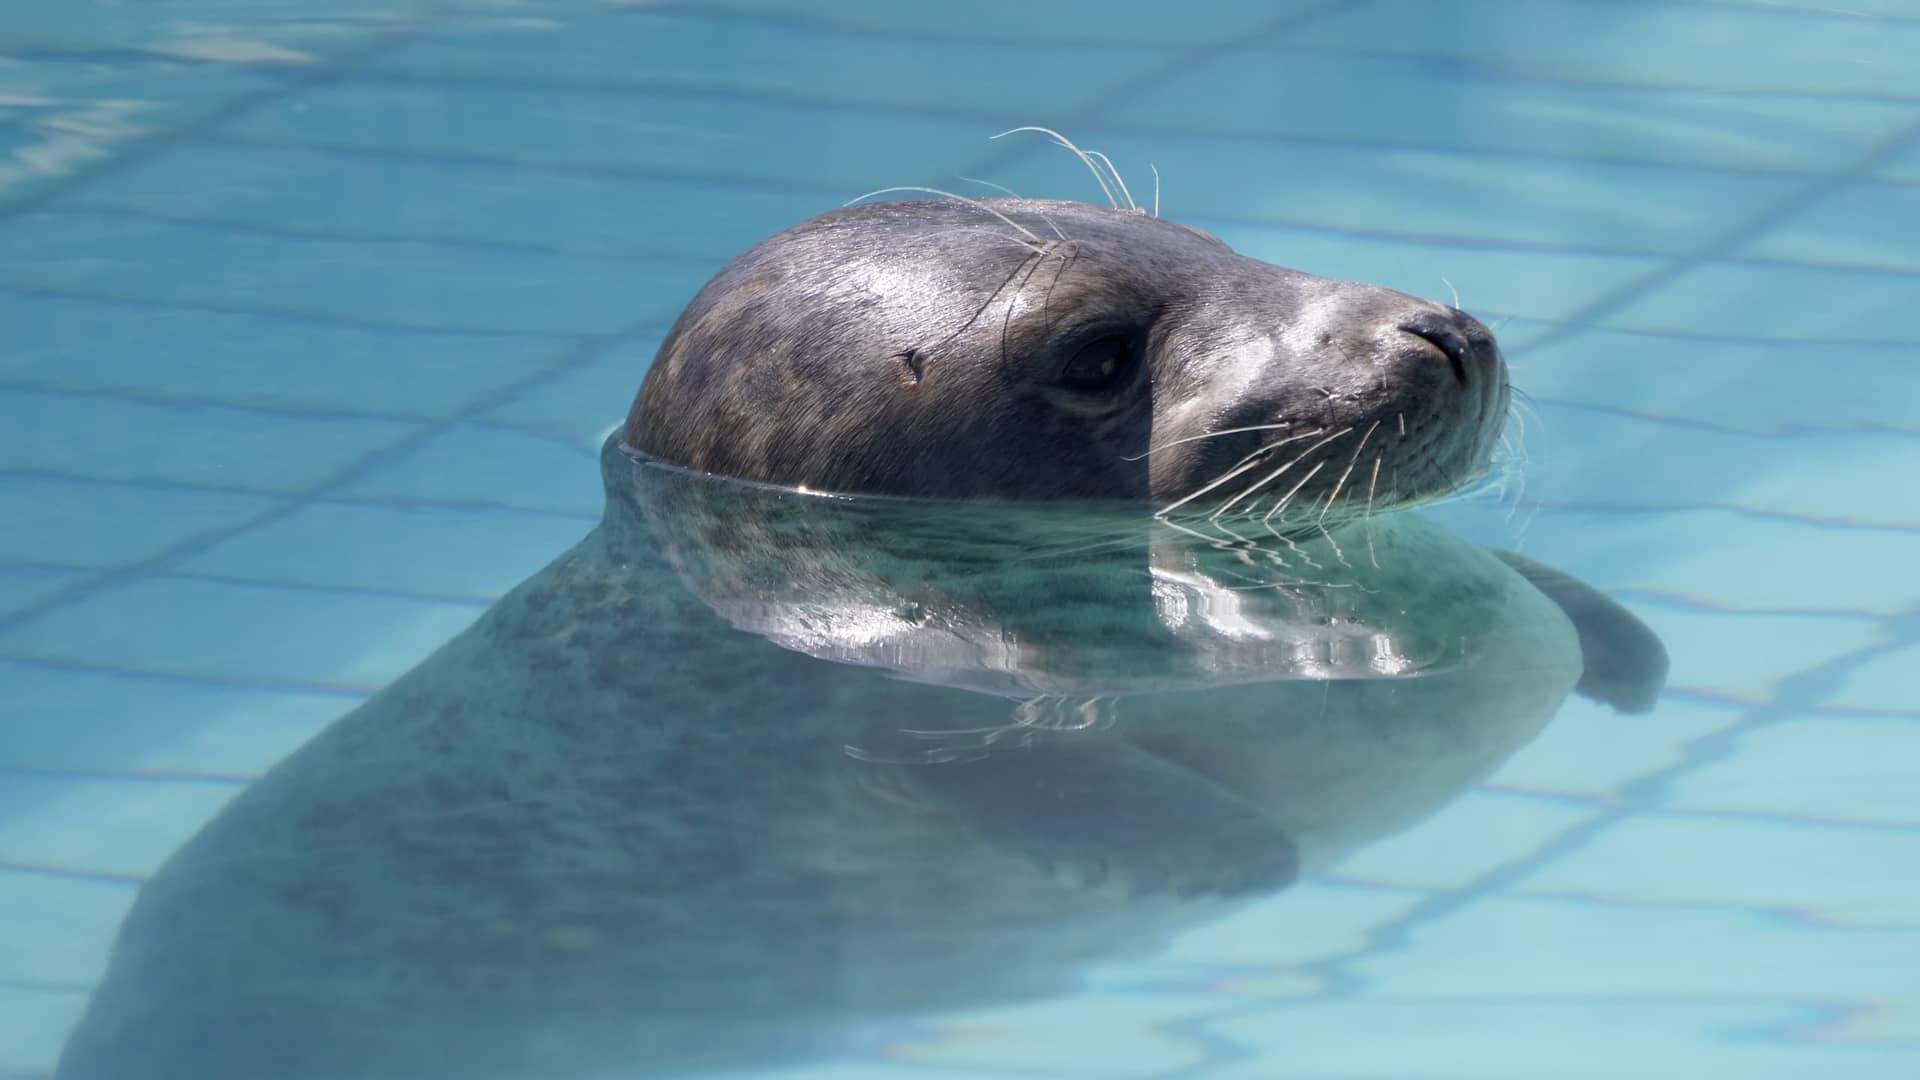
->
xmin=1395 ymin=308 xmax=1500 ymax=388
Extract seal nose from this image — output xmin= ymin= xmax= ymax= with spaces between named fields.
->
xmin=1397 ymin=309 xmax=1499 ymax=387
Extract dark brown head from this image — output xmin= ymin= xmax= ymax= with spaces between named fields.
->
xmin=624 ymin=197 xmax=1509 ymax=524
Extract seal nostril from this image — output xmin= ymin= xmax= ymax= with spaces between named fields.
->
xmin=1397 ymin=315 xmax=1474 ymax=387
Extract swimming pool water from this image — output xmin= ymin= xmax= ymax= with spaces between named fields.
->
xmin=3 ymin=1 xmax=1917 ymax=1077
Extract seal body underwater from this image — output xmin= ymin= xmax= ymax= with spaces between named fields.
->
xmin=54 ymin=197 xmax=1668 ymax=1080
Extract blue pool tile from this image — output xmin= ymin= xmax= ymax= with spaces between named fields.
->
xmin=1833 ymin=644 xmax=1920 ymax=716
xmin=0 ymin=389 xmax=418 ymax=493
xmin=1516 ymin=331 xmax=1915 ymax=434
xmin=0 ymin=981 xmax=89 ymax=1077
xmin=0 ymin=773 xmax=238 ymax=880
xmin=1292 ymin=0 xmax=1920 ymax=98
xmin=885 ymin=991 xmax=1225 ymax=1076
xmin=766 ymin=1065 xmax=1118 ymax=1080
xmin=0 ymin=476 xmax=279 ymax=568
xmin=1665 ymin=715 xmax=1920 ymax=828
xmin=376 ymin=8 xmax=1173 ymax=113
xmin=1114 ymin=48 xmax=1916 ymax=173
xmin=1330 ymin=790 xmax=1594 ymax=892
xmin=1165 ymin=882 xmax=1422 ymax=968
xmin=1200 ymin=218 xmax=1661 ymax=323
xmin=0 ymin=58 xmax=271 ymax=207
xmin=1 ymin=661 xmax=346 ymax=775
xmin=761 ymin=1066 xmax=1100 ymax=1080
xmin=1879 ymin=139 xmax=1920 ymax=184
xmin=1643 ymin=608 xmax=1882 ymax=701
xmin=689 ymin=0 xmax=1314 ymax=45
xmin=179 ymin=501 xmax=588 ymax=598
xmin=70 ymin=141 xmax=824 ymax=261
xmin=226 ymin=81 xmax=1000 ymax=193
xmin=1370 ymin=895 xmax=1920 ymax=1001
xmin=1200 ymin=992 xmax=1895 ymax=1079
xmin=0 ymin=569 xmax=80 ymax=617
xmin=1367 ymin=895 xmax=1920 ymax=1030
xmin=0 ymin=578 xmax=481 ymax=692
xmin=1737 ymin=181 xmax=1920 ymax=272
xmin=1513 ymin=813 xmax=1920 ymax=927
xmin=339 ymin=423 xmax=606 ymax=518
xmin=1603 ymin=261 xmax=1920 ymax=344
xmin=1294 ymin=899 xmax=1920 ymax=1075
xmin=482 ymin=336 xmax=661 ymax=448
xmin=2 ymin=0 xmax=430 ymax=55
xmin=0 ymin=211 xmax=689 ymax=336
xmin=988 ymin=129 xmax=1796 ymax=253
xmin=1491 ymin=507 xmax=1915 ymax=616
xmin=1 ymin=291 xmax=570 ymax=417
xmin=1488 ymin=697 xmax=1739 ymax=801
xmin=1511 ymin=405 xmax=1920 ymax=524
xmin=0 ymin=871 xmax=132 ymax=986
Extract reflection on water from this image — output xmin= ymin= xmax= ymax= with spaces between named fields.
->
xmin=54 ymin=436 xmax=1659 ymax=1080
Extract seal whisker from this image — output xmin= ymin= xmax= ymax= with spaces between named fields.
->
xmin=1154 ymin=514 xmax=1242 ymax=551
xmin=1037 ymin=240 xmax=1082 ymax=327
xmin=1122 ymin=421 xmax=1305 ymax=462
xmin=939 ymin=246 xmax=1052 ymax=360
xmin=1155 ymin=428 xmax=1335 ymax=519
xmin=1081 ymin=148 xmax=1138 ymax=213
xmin=1363 ymin=454 xmax=1385 ymax=568
xmin=844 ymin=186 xmax=1047 ymax=248
xmin=1150 ymin=162 xmax=1161 ymax=218
xmin=1216 ymin=426 xmax=1352 ymax=518
xmin=1318 ymin=419 xmax=1379 ymax=524
xmin=990 ymin=126 xmax=1127 ymax=211
xmin=1259 ymin=459 xmax=1329 ymax=526
xmin=957 ymin=175 xmax=1023 ymax=198
xmin=1207 ymin=515 xmax=1259 ymax=548
xmin=1441 ymin=276 xmax=1461 ymax=310
xmin=1155 ymin=440 xmax=1291 ymax=517
xmin=1493 ymin=389 xmax=1539 ymax=511
xmin=1001 ymin=242 xmax=1079 ymax=359
xmin=1315 ymin=522 xmax=1351 ymax=569
xmin=1272 ymin=529 xmax=1322 ymax=570
xmin=956 ymin=176 xmax=1069 ymax=240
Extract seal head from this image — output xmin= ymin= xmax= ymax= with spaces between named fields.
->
xmin=626 ymin=197 xmax=1508 ymax=522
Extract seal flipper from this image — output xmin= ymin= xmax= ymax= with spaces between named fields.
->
xmin=906 ymin=737 xmax=1299 ymax=900
xmin=1490 ymin=549 xmax=1670 ymax=714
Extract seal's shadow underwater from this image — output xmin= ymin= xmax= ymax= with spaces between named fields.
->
xmin=56 ymin=196 xmax=1668 ymax=1080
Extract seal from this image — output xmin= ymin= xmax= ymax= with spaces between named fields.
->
xmin=54 ymin=196 xmax=1668 ymax=1080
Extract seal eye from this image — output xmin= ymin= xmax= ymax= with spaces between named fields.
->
xmin=1058 ymin=334 xmax=1136 ymax=393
